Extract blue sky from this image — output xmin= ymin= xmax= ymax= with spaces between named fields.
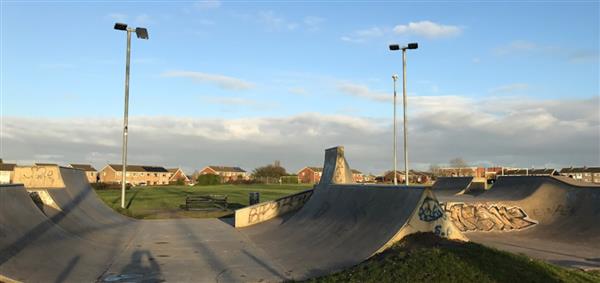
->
xmin=1 ymin=1 xmax=599 ymax=174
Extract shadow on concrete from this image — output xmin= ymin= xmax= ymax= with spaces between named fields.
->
xmin=54 ymin=255 xmax=81 ymax=283
xmin=100 ymin=250 xmax=163 ymax=282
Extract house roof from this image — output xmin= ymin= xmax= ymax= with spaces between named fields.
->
xmin=351 ymin=169 xmax=362 ymax=174
xmin=207 ymin=166 xmax=246 ymax=173
xmin=70 ymin=164 xmax=97 ymax=172
xmin=35 ymin=163 xmax=57 ymax=166
xmin=108 ymin=164 xmax=169 ymax=173
xmin=503 ymin=168 xmax=556 ymax=175
xmin=0 ymin=163 xmax=16 ymax=171
xmin=560 ymin=167 xmax=600 ymax=174
xmin=167 ymin=168 xmax=179 ymax=173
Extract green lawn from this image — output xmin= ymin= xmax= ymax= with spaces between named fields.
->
xmin=95 ymin=183 xmax=312 ymax=219
xmin=308 ymin=233 xmax=600 ymax=283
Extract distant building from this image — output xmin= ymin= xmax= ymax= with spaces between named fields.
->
xmin=35 ymin=163 xmax=58 ymax=166
xmin=70 ymin=164 xmax=98 ymax=183
xmin=167 ymin=168 xmax=190 ymax=184
xmin=99 ymin=164 xmax=170 ymax=186
xmin=559 ymin=167 xmax=600 ymax=183
xmin=351 ymin=169 xmax=364 ymax=183
xmin=0 ymin=163 xmax=16 ymax=184
xmin=382 ymin=170 xmax=430 ymax=184
xmin=502 ymin=168 xmax=557 ymax=176
xmin=198 ymin=166 xmax=249 ymax=183
xmin=297 ymin=167 xmax=323 ymax=184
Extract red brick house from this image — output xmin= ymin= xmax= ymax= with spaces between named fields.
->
xmin=198 ymin=166 xmax=249 ymax=183
xmin=168 ymin=168 xmax=190 ymax=184
xmin=297 ymin=167 xmax=323 ymax=184
xmin=70 ymin=164 xmax=98 ymax=183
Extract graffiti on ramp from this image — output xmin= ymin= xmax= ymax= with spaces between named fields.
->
xmin=444 ymin=202 xmax=538 ymax=232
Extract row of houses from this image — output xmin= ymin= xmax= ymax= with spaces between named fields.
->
xmin=1 ymin=159 xmax=598 ymax=185
xmin=434 ymin=166 xmax=600 ymax=183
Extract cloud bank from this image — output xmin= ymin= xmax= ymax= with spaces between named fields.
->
xmin=3 ymin=96 xmax=597 ymax=175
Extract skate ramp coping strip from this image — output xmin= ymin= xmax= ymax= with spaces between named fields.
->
xmin=235 ymin=189 xmax=314 ymax=228
xmin=12 ymin=166 xmax=65 ymax=188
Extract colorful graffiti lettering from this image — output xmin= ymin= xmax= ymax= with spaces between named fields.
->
xmin=418 ymin=197 xmax=444 ymax=222
xmin=444 ymin=203 xmax=537 ymax=232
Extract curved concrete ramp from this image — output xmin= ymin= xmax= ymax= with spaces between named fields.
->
xmin=0 ymin=184 xmax=118 ymax=282
xmin=432 ymin=177 xmax=474 ymax=196
xmin=240 ymin=146 xmax=465 ymax=280
xmin=439 ymin=176 xmax=600 ymax=269
xmin=242 ymin=185 xmax=464 ymax=280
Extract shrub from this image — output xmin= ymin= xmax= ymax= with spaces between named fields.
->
xmin=280 ymin=175 xmax=299 ymax=184
xmin=196 ymin=174 xmax=221 ymax=186
xmin=91 ymin=182 xmax=131 ymax=190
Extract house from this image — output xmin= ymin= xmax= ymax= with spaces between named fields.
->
xmin=70 ymin=164 xmax=98 ymax=183
xmin=167 ymin=168 xmax=190 ymax=184
xmin=297 ymin=167 xmax=323 ymax=184
xmin=382 ymin=170 xmax=430 ymax=184
xmin=99 ymin=164 xmax=170 ymax=186
xmin=0 ymin=163 xmax=16 ymax=184
xmin=198 ymin=166 xmax=249 ymax=183
xmin=297 ymin=167 xmax=365 ymax=184
xmin=559 ymin=167 xmax=600 ymax=183
xmin=502 ymin=168 xmax=557 ymax=176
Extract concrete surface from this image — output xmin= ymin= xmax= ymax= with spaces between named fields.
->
xmin=438 ymin=175 xmax=600 ymax=270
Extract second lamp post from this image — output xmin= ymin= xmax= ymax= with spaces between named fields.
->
xmin=389 ymin=42 xmax=418 ymax=186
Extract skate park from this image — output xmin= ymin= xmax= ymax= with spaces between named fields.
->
xmin=1 ymin=146 xmax=466 ymax=282
xmin=1 ymin=146 xmax=598 ymax=282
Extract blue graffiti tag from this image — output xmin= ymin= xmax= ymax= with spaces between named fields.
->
xmin=419 ymin=197 xmax=444 ymax=222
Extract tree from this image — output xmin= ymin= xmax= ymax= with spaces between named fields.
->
xmin=252 ymin=164 xmax=287 ymax=179
xmin=449 ymin=158 xmax=470 ymax=176
xmin=429 ymin=164 xmax=440 ymax=177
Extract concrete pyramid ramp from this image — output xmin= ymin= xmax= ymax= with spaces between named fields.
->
xmin=241 ymin=146 xmax=465 ymax=280
xmin=439 ymin=176 xmax=600 ymax=269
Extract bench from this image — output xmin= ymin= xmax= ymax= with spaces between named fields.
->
xmin=184 ymin=194 xmax=228 ymax=211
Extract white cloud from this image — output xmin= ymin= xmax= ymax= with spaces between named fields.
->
xmin=162 ymin=70 xmax=256 ymax=90
xmin=337 ymin=82 xmax=391 ymax=102
xmin=258 ymin=11 xmax=298 ymax=31
xmin=489 ymin=83 xmax=530 ymax=94
xmin=393 ymin=21 xmax=462 ymax=38
xmin=3 ymin=96 xmax=598 ymax=174
xmin=134 ymin=14 xmax=152 ymax=26
xmin=568 ymin=50 xmax=599 ymax=64
xmin=288 ymin=87 xmax=309 ymax=96
xmin=341 ymin=27 xmax=387 ymax=43
xmin=304 ymin=16 xmax=324 ymax=31
xmin=203 ymin=96 xmax=256 ymax=106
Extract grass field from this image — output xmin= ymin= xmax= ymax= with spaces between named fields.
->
xmin=95 ymin=183 xmax=312 ymax=219
xmin=309 ymin=233 xmax=600 ymax=283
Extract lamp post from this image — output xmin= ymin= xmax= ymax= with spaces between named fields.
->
xmin=392 ymin=74 xmax=399 ymax=185
xmin=114 ymin=23 xmax=149 ymax=208
xmin=389 ymin=42 xmax=418 ymax=186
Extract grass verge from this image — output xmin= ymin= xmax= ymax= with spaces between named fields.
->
xmin=308 ymin=233 xmax=600 ymax=283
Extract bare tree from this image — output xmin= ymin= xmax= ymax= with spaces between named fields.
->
xmin=449 ymin=158 xmax=470 ymax=176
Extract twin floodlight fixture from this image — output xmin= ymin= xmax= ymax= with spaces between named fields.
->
xmin=389 ymin=43 xmax=418 ymax=51
xmin=114 ymin=22 xmax=149 ymax=39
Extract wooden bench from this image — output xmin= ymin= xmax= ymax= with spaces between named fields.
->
xmin=184 ymin=194 xmax=228 ymax=211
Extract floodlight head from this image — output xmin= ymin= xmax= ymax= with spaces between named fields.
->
xmin=114 ymin=23 xmax=127 ymax=31
xmin=389 ymin=44 xmax=400 ymax=51
xmin=407 ymin=43 xmax=418 ymax=49
xmin=135 ymin=27 xmax=149 ymax=39
xmin=392 ymin=74 xmax=399 ymax=80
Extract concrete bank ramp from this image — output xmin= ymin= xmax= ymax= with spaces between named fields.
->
xmin=431 ymin=176 xmax=474 ymax=196
xmin=439 ymin=176 xmax=600 ymax=269
xmin=241 ymin=147 xmax=466 ymax=280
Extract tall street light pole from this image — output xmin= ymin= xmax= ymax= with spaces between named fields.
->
xmin=389 ymin=42 xmax=418 ymax=186
xmin=392 ymin=74 xmax=399 ymax=185
xmin=114 ymin=23 xmax=149 ymax=208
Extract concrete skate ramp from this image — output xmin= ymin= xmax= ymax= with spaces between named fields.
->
xmin=432 ymin=176 xmax=473 ymax=196
xmin=439 ymin=176 xmax=600 ymax=269
xmin=0 ymin=184 xmax=122 ymax=282
xmin=241 ymin=147 xmax=465 ymax=280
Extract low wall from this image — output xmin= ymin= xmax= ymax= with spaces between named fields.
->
xmin=13 ymin=166 xmax=65 ymax=188
xmin=235 ymin=189 xmax=314 ymax=228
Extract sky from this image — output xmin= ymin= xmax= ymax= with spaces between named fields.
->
xmin=1 ymin=0 xmax=599 ymax=175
